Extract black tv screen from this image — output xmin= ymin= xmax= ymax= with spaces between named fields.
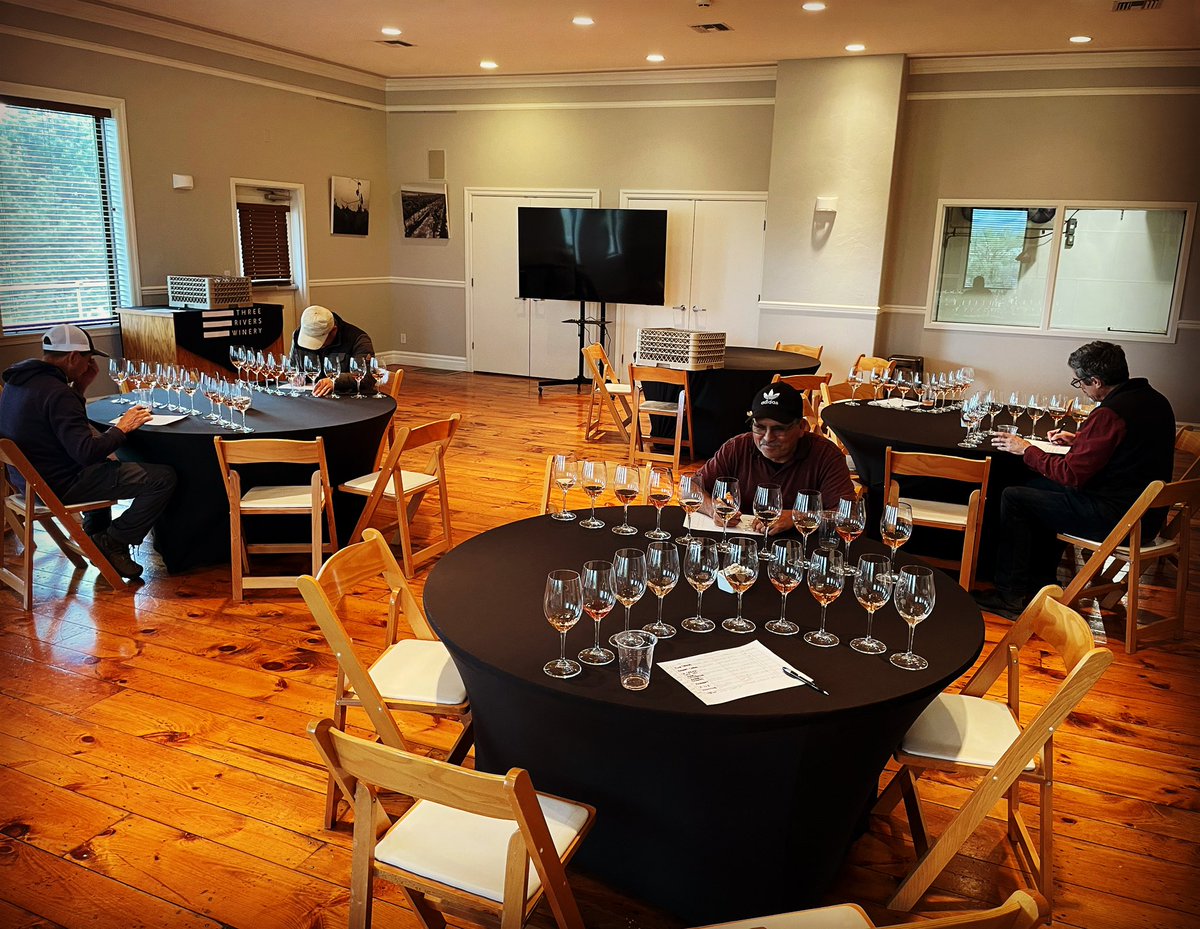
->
xmin=518 ymin=207 xmax=667 ymax=306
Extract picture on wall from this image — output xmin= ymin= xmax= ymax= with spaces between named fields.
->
xmin=401 ymin=182 xmax=450 ymax=239
xmin=331 ymin=176 xmax=370 ymax=236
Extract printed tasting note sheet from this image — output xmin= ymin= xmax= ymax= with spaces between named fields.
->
xmin=658 ymin=640 xmax=803 ymax=706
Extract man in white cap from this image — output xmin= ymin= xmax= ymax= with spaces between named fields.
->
xmin=289 ymin=305 xmax=375 ymax=397
xmin=0 ymin=324 xmax=176 ymax=579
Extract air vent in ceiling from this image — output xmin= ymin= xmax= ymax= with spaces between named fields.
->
xmin=376 ymin=39 xmax=415 ymax=47
xmin=1112 ymin=0 xmax=1161 ymax=10
xmin=690 ymin=22 xmax=732 ymax=33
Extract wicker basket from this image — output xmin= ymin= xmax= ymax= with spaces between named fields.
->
xmin=167 ymin=275 xmax=253 ymax=310
xmin=636 ymin=328 xmax=726 ymax=370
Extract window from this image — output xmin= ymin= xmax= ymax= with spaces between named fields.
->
xmin=237 ymin=201 xmax=293 ymax=285
xmin=0 ymin=93 xmax=135 ymax=333
xmin=928 ymin=200 xmax=1194 ymax=340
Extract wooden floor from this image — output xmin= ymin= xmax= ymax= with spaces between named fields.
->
xmin=1 ymin=368 xmax=1197 ymax=929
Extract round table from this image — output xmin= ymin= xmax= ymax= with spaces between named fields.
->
xmin=87 ymin=390 xmax=395 ymax=573
xmin=423 ymin=505 xmax=984 ymax=923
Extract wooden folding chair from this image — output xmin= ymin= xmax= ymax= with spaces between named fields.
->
xmin=343 ymin=414 xmax=460 ymax=577
xmin=1176 ymin=425 xmax=1200 ymax=481
xmin=213 ymin=436 xmax=337 ymax=599
xmin=773 ymin=341 xmax=824 ymax=361
xmin=581 ymin=342 xmax=633 ymax=443
xmin=772 ymin=372 xmax=832 ymax=431
xmin=875 ymin=587 xmax=1112 ymax=913
xmin=851 ymin=353 xmax=897 ymax=377
xmin=1058 ymin=477 xmax=1198 ymax=654
xmin=692 ymin=889 xmax=1047 ymax=929
xmin=308 ymin=718 xmax=594 ymax=929
xmin=628 ymin=364 xmax=695 ymax=473
xmin=371 ymin=367 xmax=407 ymax=469
xmin=298 ymin=528 xmax=472 ymax=829
xmin=0 ymin=438 xmax=129 ymax=608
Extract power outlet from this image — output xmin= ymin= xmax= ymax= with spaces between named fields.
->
xmin=400 ymin=333 xmax=407 ymax=344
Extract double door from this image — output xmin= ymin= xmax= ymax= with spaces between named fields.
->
xmin=467 ymin=190 xmax=599 ymax=378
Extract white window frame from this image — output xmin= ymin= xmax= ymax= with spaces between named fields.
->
xmin=924 ymin=198 xmax=1195 ymax=344
xmin=228 ymin=177 xmax=308 ymax=305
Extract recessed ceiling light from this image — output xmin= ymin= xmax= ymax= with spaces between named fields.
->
xmin=380 ymin=27 xmax=402 ymax=37
xmin=573 ymin=16 xmax=594 ymax=26
xmin=1069 ymin=35 xmax=1092 ymax=44
xmin=802 ymin=2 xmax=827 ymax=11
xmin=646 ymin=53 xmax=665 ymax=63
xmin=845 ymin=43 xmax=866 ymax=52
xmin=480 ymin=60 xmax=499 ymax=70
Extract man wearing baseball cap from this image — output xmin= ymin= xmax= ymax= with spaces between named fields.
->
xmin=0 ymin=324 xmax=176 ymax=579
xmin=696 ymin=381 xmax=855 ymax=534
xmin=288 ymin=305 xmax=375 ymax=397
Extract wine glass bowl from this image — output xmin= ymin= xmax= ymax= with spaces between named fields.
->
xmin=643 ymin=541 xmax=679 ymax=639
xmin=681 ymin=538 xmax=718 ymax=633
xmin=720 ymin=537 xmax=758 ymax=634
xmin=644 ymin=465 xmax=674 ymax=540
xmin=804 ymin=544 xmax=844 ymax=647
xmin=891 ymin=565 xmax=935 ymax=671
xmin=543 ymin=569 xmax=583 ymax=679
xmin=765 ymin=539 xmax=804 ymax=635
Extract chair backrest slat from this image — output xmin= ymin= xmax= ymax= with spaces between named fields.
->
xmin=886 ymin=449 xmax=991 ymax=485
xmin=774 ymin=341 xmax=824 ymax=360
xmin=629 ymin=364 xmax=689 ymax=389
xmin=215 ymin=437 xmax=326 ymax=466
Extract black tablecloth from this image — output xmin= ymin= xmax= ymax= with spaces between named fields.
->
xmin=423 ymin=505 xmax=983 ymax=923
xmin=647 ymin=346 xmax=820 ymax=458
xmin=87 ymin=391 xmax=395 ymax=572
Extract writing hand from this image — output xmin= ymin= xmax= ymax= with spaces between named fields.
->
xmin=1046 ymin=429 xmax=1075 ymax=445
xmin=115 ymin=405 xmax=153 ymax=433
xmin=313 ymin=377 xmax=334 ymax=397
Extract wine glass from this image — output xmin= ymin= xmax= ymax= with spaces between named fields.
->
xmin=231 ymin=380 xmax=253 ymax=432
xmin=681 ymin=538 xmax=717 ymax=633
xmin=613 ymin=548 xmax=647 ymax=632
xmin=675 ymin=471 xmax=704 ymax=544
xmin=1006 ymin=390 xmax=1024 ymax=431
xmin=804 ymin=544 xmax=844 ymax=647
xmin=1047 ymin=393 xmax=1069 ymax=431
xmin=846 ymin=367 xmax=863 ymax=405
xmin=578 ymin=560 xmax=616 ymax=666
xmin=645 ymin=465 xmax=674 ymax=541
xmin=323 ymin=355 xmax=342 ymax=398
xmin=108 ymin=358 xmax=129 ymax=403
xmin=1025 ymin=393 xmax=1046 ymax=439
xmin=834 ymin=495 xmax=866 ymax=574
xmin=611 ymin=464 xmax=640 ymax=535
xmin=180 ymin=368 xmax=200 ymax=416
xmin=720 ymin=537 xmax=758 ymax=634
xmin=765 ymin=539 xmax=804 ymax=636
xmin=752 ymin=483 xmax=783 ymax=561
xmin=229 ymin=346 xmax=245 ymax=383
xmin=711 ymin=476 xmax=741 ymax=554
xmin=1069 ymin=395 xmax=1095 ymax=427
xmin=543 ymin=569 xmax=583 ymax=679
xmin=896 ymin=371 xmax=913 ymax=404
xmin=302 ymin=355 xmax=319 ymax=390
xmin=549 ymin=453 xmax=578 ymax=522
xmin=368 ymin=356 xmax=388 ymax=395
xmin=345 ymin=356 xmax=363 ymax=397
xmin=792 ymin=489 xmax=823 ymax=565
xmin=643 ymin=541 xmax=679 ymax=639
xmin=252 ymin=351 xmax=267 ymax=391
xmin=578 ymin=459 xmax=607 ymax=529
xmin=851 ymin=554 xmax=891 ymax=655
xmin=891 ymin=565 xmax=936 ymax=671
xmin=880 ymin=502 xmax=913 ymax=583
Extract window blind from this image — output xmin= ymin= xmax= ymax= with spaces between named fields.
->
xmin=237 ymin=202 xmax=292 ymax=285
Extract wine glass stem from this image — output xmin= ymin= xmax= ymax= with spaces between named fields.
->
xmin=624 ymin=604 xmax=631 ymax=632
xmin=819 ymin=604 xmax=828 ymax=633
xmin=762 ymin=526 xmax=769 ymax=549
xmin=696 ymin=588 xmax=704 ymax=615
xmin=559 ymin=631 xmax=567 ymax=664
xmin=865 ymin=608 xmax=875 ymax=637
xmin=561 ymin=490 xmax=568 ymax=515
xmin=657 ymin=596 xmax=664 ymax=624
xmin=906 ymin=625 xmax=916 ymax=656
xmin=735 ymin=591 xmax=744 ymax=622
xmin=593 ymin=620 xmax=601 ymax=650
xmin=590 ymin=499 xmax=597 ymax=522
xmin=623 ymin=502 xmax=630 ymax=527
xmin=655 ymin=508 xmax=662 ymax=533
xmin=780 ymin=591 xmax=789 ymax=622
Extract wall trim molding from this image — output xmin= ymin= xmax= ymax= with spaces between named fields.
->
xmin=882 ymin=304 xmax=927 ymax=316
xmin=308 ymin=276 xmax=467 ymax=289
xmin=911 ymin=50 xmax=1200 ymax=74
xmin=392 ymin=276 xmax=467 ymax=289
xmin=759 ymin=300 xmax=881 ymax=320
xmin=1178 ymin=319 xmax=1200 ymax=331
xmin=909 ymin=85 xmax=1200 ymax=101
xmin=386 ymin=97 xmax=774 ymax=113
xmin=386 ymin=65 xmax=777 ymax=92
xmin=377 ymin=349 xmax=467 ymax=372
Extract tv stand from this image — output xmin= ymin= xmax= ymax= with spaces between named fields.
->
xmin=537 ymin=301 xmax=610 ymax=395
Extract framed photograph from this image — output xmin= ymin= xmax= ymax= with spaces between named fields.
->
xmin=401 ymin=182 xmax=450 ymax=239
xmin=331 ymin=176 xmax=370 ymax=236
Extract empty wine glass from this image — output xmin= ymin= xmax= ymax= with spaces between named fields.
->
xmin=323 ymin=355 xmax=342 ymax=398
xmin=681 ymin=538 xmax=717 ymax=633
xmin=752 ymin=483 xmax=783 ymax=561
xmin=302 ymin=355 xmax=319 ymax=390
xmin=578 ymin=459 xmax=607 ymax=529
xmin=549 ymin=453 xmax=578 ymax=522
xmin=834 ymin=495 xmax=866 ymax=574
xmin=543 ymin=569 xmax=583 ymax=679
xmin=108 ymin=358 xmax=129 ymax=402
xmin=805 ymin=544 xmax=844 ymax=648
xmin=792 ymin=489 xmax=823 ymax=565
xmin=231 ymin=380 xmax=253 ymax=432
xmin=180 ymin=368 xmax=200 ymax=416
xmin=579 ymin=560 xmax=616 ymax=666
xmin=846 ymin=367 xmax=863 ymax=405
xmin=711 ymin=476 xmax=741 ymax=554
xmin=252 ymin=351 xmax=267 ymax=391
xmin=765 ymin=539 xmax=804 ymax=636
xmin=891 ymin=565 xmax=936 ymax=671
xmin=643 ymin=541 xmax=679 ymax=640
xmin=613 ymin=548 xmax=647 ymax=632
xmin=645 ymin=465 xmax=674 ymax=541
xmin=720 ymin=537 xmax=758 ymax=634
xmin=851 ymin=554 xmax=891 ymax=655
xmin=368 ymin=356 xmax=387 ymax=395
xmin=612 ymin=464 xmax=640 ymax=535
xmin=675 ymin=471 xmax=704 ymax=545
xmin=348 ymin=355 xmax=368 ymax=397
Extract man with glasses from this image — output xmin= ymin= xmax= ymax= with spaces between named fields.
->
xmin=697 ymin=381 xmax=855 ymax=533
xmin=982 ymin=340 xmax=1175 ymax=618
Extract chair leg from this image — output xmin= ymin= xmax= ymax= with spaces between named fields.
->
xmin=44 ymin=517 xmax=88 ymax=569
xmin=1125 ymin=547 xmax=1141 ymax=655
xmin=400 ymin=888 xmax=448 ymax=929
xmin=230 ymin=510 xmax=244 ymax=601
xmin=446 ymin=715 xmax=474 ymax=766
xmin=20 ymin=511 xmax=36 ymax=611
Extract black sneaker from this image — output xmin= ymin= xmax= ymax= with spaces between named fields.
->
xmin=90 ymin=529 xmax=144 ymax=579
xmin=971 ymin=589 xmax=1025 ymax=621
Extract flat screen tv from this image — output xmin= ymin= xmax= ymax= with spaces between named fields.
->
xmin=518 ymin=207 xmax=667 ymax=306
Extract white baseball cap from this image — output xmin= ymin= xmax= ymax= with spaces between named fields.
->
xmin=297 ymin=305 xmax=335 ymax=351
xmin=42 ymin=324 xmax=108 ymax=357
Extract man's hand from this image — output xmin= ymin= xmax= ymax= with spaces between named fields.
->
xmin=751 ymin=512 xmax=794 ymax=536
xmin=313 ymin=377 xmax=334 ymax=398
xmin=991 ymin=432 xmax=1031 ymax=455
xmin=75 ymin=356 xmax=100 ymax=391
xmin=115 ymin=405 xmax=153 ymax=433
xmin=1046 ymin=428 xmax=1075 ymax=445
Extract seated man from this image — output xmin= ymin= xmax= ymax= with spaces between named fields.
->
xmin=289 ymin=304 xmax=375 ymax=397
xmin=697 ymin=381 xmax=855 ymax=533
xmin=984 ymin=340 xmax=1175 ymax=618
xmin=0 ymin=325 xmax=176 ymax=578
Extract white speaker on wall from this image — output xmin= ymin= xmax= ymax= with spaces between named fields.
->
xmin=428 ymin=150 xmax=446 ymax=181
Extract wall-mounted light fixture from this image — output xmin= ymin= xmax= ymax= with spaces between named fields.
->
xmin=172 ymin=174 xmax=193 ymax=190
xmin=815 ymin=196 xmax=838 ymax=215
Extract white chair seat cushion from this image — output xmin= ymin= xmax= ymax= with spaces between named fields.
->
xmin=1058 ymin=531 xmax=1175 ymax=556
xmin=341 ymin=469 xmax=438 ymax=497
xmin=639 ymin=400 xmax=681 ymax=415
xmin=900 ymin=496 xmax=969 ymax=529
xmin=7 ymin=494 xmax=115 ymax=516
xmin=902 ymin=693 xmax=1035 ymax=771
xmin=598 ymin=382 xmax=631 ymax=395
xmin=365 ymin=639 xmax=467 ymax=705
xmin=693 ymin=904 xmax=871 ymax=929
xmin=240 ymin=485 xmax=321 ymax=510
xmin=374 ymin=793 xmax=590 ymax=903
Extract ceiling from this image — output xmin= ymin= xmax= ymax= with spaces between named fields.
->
xmin=26 ymin=0 xmax=1200 ymax=81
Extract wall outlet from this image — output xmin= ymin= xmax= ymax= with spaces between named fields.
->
xmin=400 ymin=333 xmax=407 ymax=344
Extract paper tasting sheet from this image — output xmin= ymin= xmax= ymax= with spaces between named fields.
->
xmin=1026 ymin=438 xmax=1070 ymax=455
xmin=687 ymin=511 xmax=758 ymax=536
xmin=659 ymin=640 xmax=803 ymax=706
xmin=110 ymin=413 xmax=188 ymax=426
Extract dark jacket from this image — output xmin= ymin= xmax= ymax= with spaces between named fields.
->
xmin=0 ymin=359 xmax=126 ymax=494
xmin=288 ymin=312 xmax=376 ymax=393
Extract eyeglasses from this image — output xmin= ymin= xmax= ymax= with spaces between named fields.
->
xmin=750 ymin=420 xmax=800 ymax=436
xmin=1070 ymin=376 xmax=1092 ymax=389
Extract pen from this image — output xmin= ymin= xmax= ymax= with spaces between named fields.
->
xmin=782 ymin=665 xmax=830 ymax=696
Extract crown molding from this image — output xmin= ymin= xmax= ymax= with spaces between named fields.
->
xmin=386 ymin=97 xmax=775 ymax=113
xmin=911 ymin=50 xmax=1200 ymax=74
xmin=385 ymin=65 xmax=777 ymax=93
xmin=909 ymin=85 xmax=1200 ymax=101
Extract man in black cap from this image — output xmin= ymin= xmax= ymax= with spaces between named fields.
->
xmin=696 ymin=381 xmax=855 ymax=533
xmin=0 ymin=324 xmax=176 ymax=578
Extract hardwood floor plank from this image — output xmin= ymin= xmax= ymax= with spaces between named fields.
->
xmin=0 ymin=767 xmax=127 ymax=857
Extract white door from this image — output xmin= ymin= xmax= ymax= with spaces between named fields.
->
xmin=690 ymin=199 xmax=766 ymax=346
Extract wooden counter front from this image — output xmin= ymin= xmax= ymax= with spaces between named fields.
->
xmin=117 ymin=304 xmax=285 ymax=378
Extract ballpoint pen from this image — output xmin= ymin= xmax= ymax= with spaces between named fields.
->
xmin=782 ymin=665 xmax=830 ymax=696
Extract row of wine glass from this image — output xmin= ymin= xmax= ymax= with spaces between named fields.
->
xmin=847 ymin=366 xmax=974 ymax=406
xmin=227 ymin=347 xmax=388 ymax=398
xmin=958 ymin=390 xmax=1094 ymax=447
xmin=108 ymin=360 xmax=253 ymax=431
